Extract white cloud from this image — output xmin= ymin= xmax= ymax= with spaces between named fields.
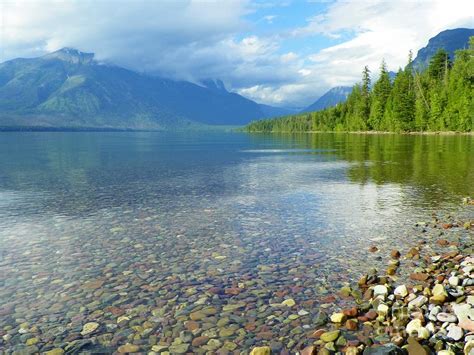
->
xmin=241 ymin=0 xmax=474 ymax=106
xmin=1 ymin=0 xmax=252 ymax=73
xmin=298 ymin=68 xmax=312 ymax=76
xmin=262 ymin=15 xmax=277 ymax=24
xmin=280 ymin=52 xmax=298 ymax=63
xmin=0 ymin=0 xmax=473 ymax=107
xmin=295 ymin=0 xmax=474 ymax=85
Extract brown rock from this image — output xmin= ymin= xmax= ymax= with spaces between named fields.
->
xmin=303 ymin=300 xmax=316 ymax=307
xmin=343 ymin=307 xmax=358 ymax=317
xmin=347 ymin=340 xmax=360 ymax=347
xmin=369 ymin=246 xmax=378 ymax=253
xmin=345 ymin=319 xmax=358 ymax=331
xmin=311 ymin=329 xmax=325 ymax=338
xmin=105 ymin=306 xmax=124 ymax=316
xmin=244 ymin=323 xmax=256 ymax=331
xmin=321 ymin=295 xmax=337 ymax=303
xmin=441 ymin=223 xmax=453 ymax=229
xmin=390 ymin=250 xmax=401 ymax=259
xmin=301 ymin=346 xmax=317 ymax=355
xmin=256 ymin=331 xmax=273 ymax=340
xmin=442 ymin=251 xmax=459 ymax=259
xmin=224 ymin=288 xmax=241 ymax=295
xmin=407 ymin=247 xmax=420 ymax=259
xmin=406 ymin=336 xmax=427 ymax=355
xmin=192 ymin=336 xmax=209 ymax=347
xmin=185 ymin=321 xmax=199 ymax=331
xmin=365 ymin=310 xmax=378 ymax=321
xmin=437 ymin=239 xmax=450 ymax=246
xmin=275 ymin=290 xmax=287 ymax=298
xmin=410 ymin=273 xmax=429 ymax=281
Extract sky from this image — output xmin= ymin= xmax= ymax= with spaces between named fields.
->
xmin=1 ymin=0 xmax=473 ymax=107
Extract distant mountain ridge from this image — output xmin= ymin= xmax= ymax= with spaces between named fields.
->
xmin=300 ymin=86 xmax=352 ymax=113
xmin=413 ymin=28 xmax=474 ymax=69
xmin=0 ymin=48 xmax=288 ymax=130
xmin=1 ymin=28 xmax=472 ymax=130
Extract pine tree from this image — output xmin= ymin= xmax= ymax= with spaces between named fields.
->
xmin=428 ymin=49 xmax=451 ymax=81
xmin=369 ymin=60 xmax=391 ymax=130
xmin=246 ymin=39 xmax=473 ymax=133
xmin=361 ymin=65 xmax=371 ymax=125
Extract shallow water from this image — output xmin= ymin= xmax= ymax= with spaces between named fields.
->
xmin=0 ymin=132 xmax=473 ymax=353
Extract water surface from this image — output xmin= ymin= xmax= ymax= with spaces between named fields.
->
xmin=0 ymin=132 xmax=473 ymax=353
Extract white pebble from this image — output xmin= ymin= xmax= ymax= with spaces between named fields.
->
xmin=446 ymin=324 xmax=463 ymax=341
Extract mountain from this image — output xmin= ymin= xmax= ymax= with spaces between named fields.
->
xmin=413 ymin=28 xmax=474 ymax=69
xmin=0 ymin=48 xmax=283 ymax=130
xmin=258 ymin=104 xmax=300 ymax=117
xmin=199 ymin=79 xmax=298 ymax=117
xmin=200 ymin=79 xmax=228 ymax=93
xmin=300 ymin=86 xmax=352 ymax=113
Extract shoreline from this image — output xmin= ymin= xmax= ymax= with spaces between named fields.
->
xmin=251 ymin=203 xmax=474 ymax=355
xmin=245 ymin=130 xmax=474 ymax=136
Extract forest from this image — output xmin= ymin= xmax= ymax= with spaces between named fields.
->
xmin=246 ymin=37 xmax=474 ymax=133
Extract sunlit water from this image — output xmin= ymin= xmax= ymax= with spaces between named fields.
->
xmin=0 ymin=132 xmax=473 ymax=353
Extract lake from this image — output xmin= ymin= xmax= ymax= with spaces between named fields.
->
xmin=0 ymin=132 xmax=473 ymax=353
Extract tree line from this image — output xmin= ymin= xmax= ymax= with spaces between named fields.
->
xmin=246 ymin=37 xmax=473 ymax=133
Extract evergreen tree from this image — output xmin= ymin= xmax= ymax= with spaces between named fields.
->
xmin=369 ymin=60 xmax=391 ymax=130
xmin=428 ymin=48 xmax=451 ymax=81
xmin=361 ymin=65 xmax=371 ymax=125
xmin=246 ymin=39 xmax=473 ymax=133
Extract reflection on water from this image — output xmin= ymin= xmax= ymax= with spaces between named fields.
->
xmin=0 ymin=132 xmax=472 ymax=353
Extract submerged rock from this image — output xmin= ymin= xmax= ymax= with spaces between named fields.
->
xmin=250 ymin=346 xmax=271 ymax=355
xmin=80 ymin=322 xmax=99 ymax=336
xmin=362 ymin=343 xmax=403 ymax=355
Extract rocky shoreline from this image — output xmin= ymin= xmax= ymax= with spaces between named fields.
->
xmin=1 ymin=202 xmax=473 ymax=354
xmin=251 ymin=205 xmax=474 ymax=355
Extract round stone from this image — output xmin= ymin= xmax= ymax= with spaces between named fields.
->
xmin=373 ymin=285 xmax=388 ymax=297
xmin=281 ymin=298 xmax=296 ymax=307
xmin=394 ymin=285 xmax=408 ymax=298
xmin=80 ymin=322 xmax=99 ymax=336
xmin=436 ymin=312 xmax=457 ymax=323
xmin=446 ymin=324 xmax=463 ymax=341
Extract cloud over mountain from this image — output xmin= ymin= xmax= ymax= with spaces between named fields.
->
xmin=2 ymin=0 xmax=473 ymax=106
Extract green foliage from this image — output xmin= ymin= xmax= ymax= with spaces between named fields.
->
xmin=246 ymin=37 xmax=474 ymax=133
xmin=428 ymin=49 xmax=451 ymax=80
xmin=368 ymin=60 xmax=391 ymax=130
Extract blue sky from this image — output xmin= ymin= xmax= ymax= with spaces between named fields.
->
xmin=1 ymin=0 xmax=473 ymax=107
xmin=244 ymin=1 xmax=346 ymax=55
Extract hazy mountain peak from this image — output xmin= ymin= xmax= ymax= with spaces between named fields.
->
xmin=301 ymin=86 xmax=352 ymax=113
xmin=42 ymin=47 xmax=95 ymax=65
